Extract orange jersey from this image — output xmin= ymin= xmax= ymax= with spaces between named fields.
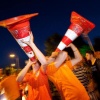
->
xmin=24 ymin=69 xmax=52 ymax=100
xmin=46 ymin=61 xmax=90 ymax=100
xmin=0 ymin=75 xmax=20 ymax=100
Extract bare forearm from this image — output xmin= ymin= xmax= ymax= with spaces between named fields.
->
xmin=69 ymin=43 xmax=82 ymax=66
xmin=16 ymin=63 xmax=31 ymax=82
xmin=70 ymin=43 xmax=82 ymax=60
xmin=30 ymin=43 xmax=47 ymax=65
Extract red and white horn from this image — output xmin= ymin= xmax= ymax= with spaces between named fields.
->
xmin=55 ymin=11 xmax=95 ymax=52
xmin=0 ymin=13 xmax=39 ymax=62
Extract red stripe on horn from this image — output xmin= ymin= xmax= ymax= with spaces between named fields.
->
xmin=71 ymin=11 xmax=95 ymax=34
xmin=9 ymin=24 xmax=30 ymax=39
xmin=55 ymin=48 xmax=61 ymax=52
xmin=62 ymin=35 xmax=72 ymax=46
xmin=23 ymin=46 xmax=32 ymax=53
xmin=69 ymin=23 xmax=83 ymax=36
xmin=30 ymin=56 xmax=36 ymax=62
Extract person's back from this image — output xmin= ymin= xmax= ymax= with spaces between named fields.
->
xmin=46 ymin=60 xmax=90 ymax=100
xmin=1 ymin=74 xmax=20 ymax=100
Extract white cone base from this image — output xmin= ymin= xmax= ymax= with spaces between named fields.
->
xmin=57 ymin=41 xmax=66 ymax=51
xmin=65 ymin=29 xmax=78 ymax=41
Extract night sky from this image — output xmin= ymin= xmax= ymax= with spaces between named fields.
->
xmin=0 ymin=0 xmax=100 ymax=68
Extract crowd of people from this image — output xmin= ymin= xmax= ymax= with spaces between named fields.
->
xmin=0 ymin=32 xmax=100 ymax=100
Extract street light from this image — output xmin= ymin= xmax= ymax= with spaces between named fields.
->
xmin=11 ymin=63 xmax=16 ymax=67
xmin=9 ymin=54 xmax=20 ymax=70
xmin=9 ymin=54 xmax=15 ymax=58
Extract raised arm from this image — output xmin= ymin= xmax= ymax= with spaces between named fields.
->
xmin=69 ymin=43 xmax=82 ymax=66
xmin=22 ymin=32 xmax=47 ymax=72
xmin=23 ymin=32 xmax=67 ymax=69
xmin=29 ymin=42 xmax=47 ymax=66
xmin=29 ymin=33 xmax=67 ymax=69
xmin=16 ymin=59 xmax=33 ymax=82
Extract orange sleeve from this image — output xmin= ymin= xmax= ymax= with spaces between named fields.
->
xmin=23 ymin=73 xmax=31 ymax=82
xmin=46 ymin=62 xmax=58 ymax=75
xmin=65 ymin=61 xmax=73 ymax=70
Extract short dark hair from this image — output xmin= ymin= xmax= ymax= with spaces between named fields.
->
xmin=86 ymin=50 xmax=94 ymax=55
xmin=5 ymin=68 xmax=11 ymax=76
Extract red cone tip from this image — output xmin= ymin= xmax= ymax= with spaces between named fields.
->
xmin=0 ymin=13 xmax=39 ymax=27
xmin=55 ymin=48 xmax=61 ymax=52
xmin=71 ymin=11 xmax=95 ymax=34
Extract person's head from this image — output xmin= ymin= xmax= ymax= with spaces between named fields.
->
xmin=53 ymin=51 xmax=68 ymax=61
xmin=46 ymin=51 xmax=68 ymax=65
xmin=5 ymin=68 xmax=11 ymax=76
xmin=32 ymin=60 xmax=41 ymax=70
xmin=66 ymin=55 xmax=71 ymax=61
xmin=51 ymin=51 xmax=68 ymax=58
xmin=85 ymin=50 xmax=94 ymax=61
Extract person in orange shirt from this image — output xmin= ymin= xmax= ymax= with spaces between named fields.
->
xmin=16 ymin=59 xmax=52 ymax=100
xmin=0 ymin=68 xmax=21 ymax=100
xmin=24 ymin=32 xmax=90 ymax=100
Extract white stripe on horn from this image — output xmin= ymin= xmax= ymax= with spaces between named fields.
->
xmin=16 ymin=35 xmax=30 ymax=47
xmin=26 ymin=51 xmax=35 ymax=58
xmin=65 ymin=29 xmax=78 ymax=41
xmin=57 ymin=41 xmax=66 ymax=51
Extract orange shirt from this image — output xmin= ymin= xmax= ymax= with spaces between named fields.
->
xmin=46 ymin=61 xmax=90 ymax=100
xmin=0 ymin=75 xmax=20 ymax=100
xmin=24 ymin=69 xmax=52 ymax=100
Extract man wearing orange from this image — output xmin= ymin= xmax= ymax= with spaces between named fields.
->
xmin=16 ymin=59 xmax=52 ymax=100
xmin=0 ymin=68 xmax=21 ymax=100
xmin=46 ymin=54 xmax=90 ymax=100
xmin=25 ymin=33 xmax=90 ymax=100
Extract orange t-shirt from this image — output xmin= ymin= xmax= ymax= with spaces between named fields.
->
xmin=0 ymin=75 xmax=20 ymax=100
xmin=24 ymin=69 xmax=52 ymax=100
xmin=46 ymin=61 xmax=90 ymax=100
